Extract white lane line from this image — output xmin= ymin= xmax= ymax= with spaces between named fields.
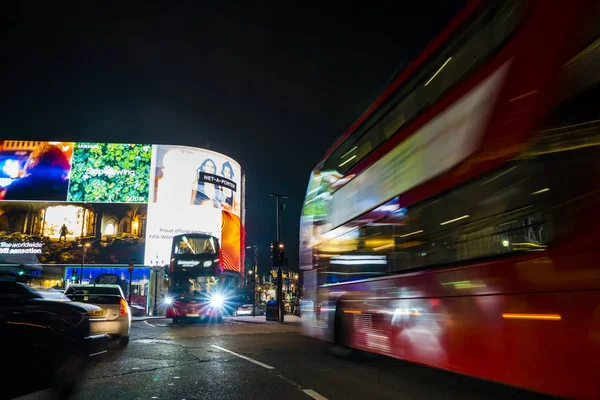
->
xmin=210 ymin=345 xmax=274 ymax=370
xmin=303 ymin=389 xmax=328 ymax=400
xmin=144 ymin=320 xmax=157 ymax=327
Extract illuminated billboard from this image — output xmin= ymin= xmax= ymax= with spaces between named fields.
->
xmin=67 ymin=142 xmax=152 ymax=203
xmin=0 ymin=140 xmax=243 ymax=274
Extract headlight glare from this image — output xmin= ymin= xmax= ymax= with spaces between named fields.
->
xmin=210 ymin=293 xmax=225 ymax=308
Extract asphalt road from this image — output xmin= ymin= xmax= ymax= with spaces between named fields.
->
xmin=30 ymin=317 xmax=556 ymax=400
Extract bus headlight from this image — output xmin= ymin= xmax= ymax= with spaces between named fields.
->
xmin=164 ymin=296 xmax=173 ymax=305
xmin=210 ymin=293 xmax=225 ymax=308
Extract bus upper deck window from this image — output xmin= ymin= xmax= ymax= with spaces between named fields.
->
xmin=203 ymin=240 xmax=215 ymax=254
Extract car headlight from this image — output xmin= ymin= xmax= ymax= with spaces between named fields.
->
xmin=164 ymin=296 xmax=173 ymax=305
xmin=210 ymin=293 xmax=225 ymax=308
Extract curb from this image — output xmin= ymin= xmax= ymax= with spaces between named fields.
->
xmin=232 ymin=318 xmax=301 ymax=326
xmin=132 ymin=316 xmax=165 ymax=322
xmin=231 ymin=318 xmax=269 ymax=325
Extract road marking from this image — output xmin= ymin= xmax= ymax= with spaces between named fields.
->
xmin=212 ymin=345 xmax=325 ymax=399
xmin=144 ymin=320 xmax=157 ymax=327
xmin=303 ymin=389 xmax=328 ymax=400
xmin=210 ymin=345 xmax=274 ymax=370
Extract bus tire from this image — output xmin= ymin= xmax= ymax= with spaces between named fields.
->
xmin=330 ymin=301 xmax=355 ymax=358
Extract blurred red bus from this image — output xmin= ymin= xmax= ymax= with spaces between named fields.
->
xmin=299 ymin=1 xmax=600 ymax=398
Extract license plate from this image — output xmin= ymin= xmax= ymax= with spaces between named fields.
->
xmin=89 ymin=309 xmax=106 ymax=317
xmin=187 ymin=313 xmax=200 ymax=317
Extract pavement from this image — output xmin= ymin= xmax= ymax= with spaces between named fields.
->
xmin=18 ymin=317 xmax=553 ymax=400
xmin=132 ymin=315 xmax=302 ymax=324
xmin=231 ymin=315 xmax=301 ymax=325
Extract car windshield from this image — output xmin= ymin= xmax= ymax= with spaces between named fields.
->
xmin=66 ymin=293 xmax=122 ymax=304
xmin=65 ymin=286 xmax=123 ymax=303
xmin=66 ymin=286 xmax=122 ymax=296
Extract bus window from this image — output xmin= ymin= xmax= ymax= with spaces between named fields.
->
xmin=174 ymin=235 xmax=218 ymax=255
xmin=202 ymin=240 xmax=215 ymax=254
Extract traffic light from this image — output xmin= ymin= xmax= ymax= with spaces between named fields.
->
xmin=71 ymin=269 xmax=78 ymax=282
xmin=270 ymin=241 xmax=287 ymax=267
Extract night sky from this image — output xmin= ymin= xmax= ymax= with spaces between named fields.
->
xmin=2 ymin=2 xmax=464 ymax=272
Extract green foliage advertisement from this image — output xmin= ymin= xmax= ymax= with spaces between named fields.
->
xmin=67 ymin=142 xmax=152 ymax=203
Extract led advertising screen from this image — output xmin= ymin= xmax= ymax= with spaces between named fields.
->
xmin=67 ymin=142 xmax=152 ymax=203
xmin=144 ymin=145 xmax=242 ymax=266
xmin=0 ymin=140 xmax=243 ymax=274
xmin=0 ymin=141 xmax=74 ymax=201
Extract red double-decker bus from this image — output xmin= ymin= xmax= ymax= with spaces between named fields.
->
xmin=299 ymin=1 xmax=600 ymax=398
xmin=165 ymin=234 xmax=234 ymax=323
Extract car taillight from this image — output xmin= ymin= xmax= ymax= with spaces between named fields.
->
xmin=120 ymin=298 xmax=128 ymax=316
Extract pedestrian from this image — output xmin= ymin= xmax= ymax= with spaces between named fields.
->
xmin=291 ymin=299 xmax=295 ymax=316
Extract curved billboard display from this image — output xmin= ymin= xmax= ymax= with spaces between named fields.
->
xmin=0 ymin=140 xmax=244 ymax=274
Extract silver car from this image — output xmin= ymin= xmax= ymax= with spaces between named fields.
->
xmin=64 ymin=284 xmax=131 ymax=345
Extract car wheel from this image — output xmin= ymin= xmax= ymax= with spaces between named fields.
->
xmin=119 ymin=336 xmax=130 ymax=346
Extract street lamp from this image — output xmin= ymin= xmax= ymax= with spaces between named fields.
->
xmin=246 ymin=245 xmax=258 ymax=317
xmin=269 ymin=193 xmax=287 ymax=323
xmin=151 ymin=256 xmax=163 ymax=316
xmin=79 ymin=242 xmax=90 ymax=283
xmin=269 ymin=193 xmax=288 ymax=242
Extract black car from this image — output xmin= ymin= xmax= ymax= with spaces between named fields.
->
xmin=0 ymin=279 xmax=109 ymax=399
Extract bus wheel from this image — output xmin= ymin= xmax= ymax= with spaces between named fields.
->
xmin=330 ymin=302 xmax=356 ymax=358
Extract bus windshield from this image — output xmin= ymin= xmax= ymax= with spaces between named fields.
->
xmin=172 ymin=275 xmax=220 ymax=300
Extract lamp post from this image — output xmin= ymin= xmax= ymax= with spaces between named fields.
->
xmin=152 ymin=256 xmax=163 ymax=316
xmin=246 ymin=245 xmax=258 ymax=317
xmin=79 ymin=243 xmax=90 ymax=284
xmin=126 ymin=258 xmax=137 ymax=305
xmin=269 ymin=193 xmax=287 ymax=323
xmin=269 ymin=193 xmax=287 ymax=242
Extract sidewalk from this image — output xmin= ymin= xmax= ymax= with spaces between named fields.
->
xmin=231 ymin=315 xmax=302 ymax=325
xmin=132 ymin=315 xmax=303 ymax=324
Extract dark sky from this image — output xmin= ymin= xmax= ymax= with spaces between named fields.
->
xmin=2 ymin=2 xmax=464 ymax=272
